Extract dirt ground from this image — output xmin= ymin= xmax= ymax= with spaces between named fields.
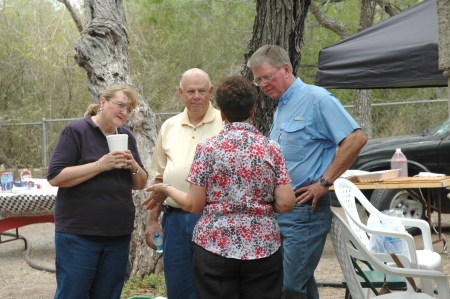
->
xmin=1 ymin=207 xmax=449 ymax=299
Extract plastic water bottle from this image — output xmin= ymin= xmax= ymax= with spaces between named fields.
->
xmin=391 ymin=148 xmax=408 ymax=177
xmin=152 ymin=232 xmax=163 ymax=253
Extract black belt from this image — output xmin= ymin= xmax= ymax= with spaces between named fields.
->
xmin=294 ymin=191 xmax=312 ymax=205
xmin=294 ymin=190 xmax=331 ymax=207
xmin=161 ymin=203 xmax=187 ymax=215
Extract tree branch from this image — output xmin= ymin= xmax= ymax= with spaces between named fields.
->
xmin=375 ymin=0 xmax=399 ymax=17
xmin=309 ymin=2 xmax=349 ymax=40
xmin=57 ymin=0 xmax=83 ymax=33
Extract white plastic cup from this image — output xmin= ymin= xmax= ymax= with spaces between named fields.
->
xmin=106 ymin=134 xmax=128 ymax=166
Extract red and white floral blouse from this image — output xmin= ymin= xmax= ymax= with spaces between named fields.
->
xmin=187 ymin=122 xmax=291 ymax=260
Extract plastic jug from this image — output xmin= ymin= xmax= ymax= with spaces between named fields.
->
xmin=391 ymin=148 xmax=408 ymax=177
xmin=1 ymin=172 xmax=13 ymax=191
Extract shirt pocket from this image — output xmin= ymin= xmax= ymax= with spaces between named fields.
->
xmin=280 ymin=120 xmax=306 ymax=162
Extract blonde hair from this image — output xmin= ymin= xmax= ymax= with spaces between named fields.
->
xmin=83 ymin=85 xmax=139 ymax=117
xmin=84 ymin=104 xmax=100 ymax=117
xmin=247 ymin=45 xmax=293 ymax=72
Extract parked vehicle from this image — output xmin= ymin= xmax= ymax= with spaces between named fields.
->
xmin=344 ymin=118 xmax=450 ymax=235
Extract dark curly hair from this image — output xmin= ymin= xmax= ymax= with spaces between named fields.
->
xmin=215 ymin=75 xmax=257 ymax=123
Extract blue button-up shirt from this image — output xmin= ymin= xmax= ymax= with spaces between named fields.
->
xmin=270 ymin=78 xmax=360 ymax=189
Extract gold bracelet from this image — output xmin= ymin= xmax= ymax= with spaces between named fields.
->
xmin=95 ymin=161 xmax=101 ymax=173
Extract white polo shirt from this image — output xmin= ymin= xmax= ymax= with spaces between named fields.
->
xmin=150 ymin=102 xmax=223 ymax=208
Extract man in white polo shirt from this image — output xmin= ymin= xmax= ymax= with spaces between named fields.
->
xmin=144 ymin=68 xmax=223 ymax=299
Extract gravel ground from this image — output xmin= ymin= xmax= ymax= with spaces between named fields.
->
xmin=1 ymin=208 xmax=449 ymax=299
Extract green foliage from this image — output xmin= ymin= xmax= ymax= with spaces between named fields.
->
xmin=0 ymin=0 xmax=91 ymax=168
xmin=370 ymin=88 xmax=448 ymax=137
xmin=125 ymin=0 xmax=255 ymax=112
xmin=300 ymin=0 xmax=447 ymax=138
xmin=0 ymin=0 xmax=448 ymax=169
xmin=121 ymin=274 xmax=166 ymax=299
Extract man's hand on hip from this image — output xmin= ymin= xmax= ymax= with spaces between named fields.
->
xmin=295 ymin=182 xmax=329 ymax=210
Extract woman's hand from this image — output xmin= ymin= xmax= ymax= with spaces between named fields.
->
xmin=98 ymin=150 xmax=137 ymax=170
xmin=142 ymin=184 xmax=167 ymax=211
xmin=96 ymin=150 xmax=128 ymax=171
xmin=123 ymin=149 xmax=138 ymax=170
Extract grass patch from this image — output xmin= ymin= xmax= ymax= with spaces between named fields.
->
xmin=121 ymin=274 xmax=166 ymax=299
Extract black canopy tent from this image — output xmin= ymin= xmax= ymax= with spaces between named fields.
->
xmin=315 ymin=0 xmax=447 ymax=89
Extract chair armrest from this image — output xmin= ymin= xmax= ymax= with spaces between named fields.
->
xmin=348 ymin=245 xmax=446 ymax=279
xmin=346 ymin=212 xmax=419 ymax=267
xmin=353 ymin=187 xmax=433 ymax=250
xmin=398 ymin=218 xmax=433 ymax=250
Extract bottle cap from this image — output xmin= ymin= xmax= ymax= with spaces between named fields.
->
xmin=154 ymin=232 xmax=160 ymax=237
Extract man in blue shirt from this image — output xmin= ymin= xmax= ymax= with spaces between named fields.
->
xmin=247 ymin=45 xmax=367 ymax=299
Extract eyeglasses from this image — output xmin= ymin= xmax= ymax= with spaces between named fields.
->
xmin=252 ymin=68 xmax=281 ymax=86
xmin=109 ymin=100 xmax=133 ymax=114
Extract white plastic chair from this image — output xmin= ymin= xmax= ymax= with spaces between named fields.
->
xmin=333 ymin=178 xmax=443 ymax=296
xmin=330 ymin=209 xmax=450 ymax=299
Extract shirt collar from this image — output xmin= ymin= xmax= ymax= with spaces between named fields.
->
xmin=278 ymin=78 xmax=303 ymax=105
xmin=181 ymin=102 xmax=217 ymax=127
xmin=85 ymin=116 xmax=124 ymax=134
xmin=221 ymin=122 xmax=259 ymax=135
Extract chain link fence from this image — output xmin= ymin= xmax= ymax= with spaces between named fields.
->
xmin=0 ymin=99 xmax=448 ymax=169
xmin=0 ymin=113 xmax=178 ymax=169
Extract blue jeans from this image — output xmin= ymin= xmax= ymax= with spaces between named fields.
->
xmin=54 ymin=232 xmax=131 ymax=299
xmin=275 ymin=192 xmax=332 ymax=299
xmin=162 ymin=210 xmax=201 ymax=299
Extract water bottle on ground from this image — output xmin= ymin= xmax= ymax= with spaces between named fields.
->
xmin=391 ymin=148 xmax=408 ymax=177
xmin=152 ymin=232 xmax=163 ymax=253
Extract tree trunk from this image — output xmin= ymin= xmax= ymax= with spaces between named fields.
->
xmin=437 ymin=0 xmax=450 ymax=122
xmin=353 ymin=0 xmax=376 ymax=139
xmin=0 ymin=148 xmax=14 ymax=169
xmin=353 ymin=89 xmax=372 ymax=139
xmin=73 ymin=0 xmax=159 ymax=278
xmin=242 ymin=0 xmax=311 ymax=136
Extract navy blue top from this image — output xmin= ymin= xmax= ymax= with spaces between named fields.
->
xmin=47 ymin=116 xmax=146 ymax=236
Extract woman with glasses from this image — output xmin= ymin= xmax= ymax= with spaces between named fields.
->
xmin=47 ymin=85 xmax=148 ymax=299
xmin=144 ymin=76 xmax=295 ymax=299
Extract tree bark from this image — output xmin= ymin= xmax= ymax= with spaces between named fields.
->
xmin=437 ymin=0 xmax=450 ymax=122
xmin=375 ymin=0 xmax=398 ymax=17
xmin=352 ymin=0 xmax=376 ymax=139
xmin=358 ymin=0 xmax=376 ymax=32
xmin=353 ymin=89 xmax=372 ymax=139
xmin=0 ymin=148 xmax=14 ymax=169
xmin=242 ymin=0 xmax=311 ymax=136
xmin=73 ymin=0 xmax=159 ymax=277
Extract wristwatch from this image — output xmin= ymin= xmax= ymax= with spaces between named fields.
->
xmin=320 ymin=176 xmax=333 ymax=187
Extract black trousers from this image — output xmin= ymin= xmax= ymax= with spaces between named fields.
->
xmin=192 ymin=243 xmax=283 ymax=299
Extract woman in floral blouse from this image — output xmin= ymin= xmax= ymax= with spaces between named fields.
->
xmin=144 ymin=75 xmax=295 ymax=299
